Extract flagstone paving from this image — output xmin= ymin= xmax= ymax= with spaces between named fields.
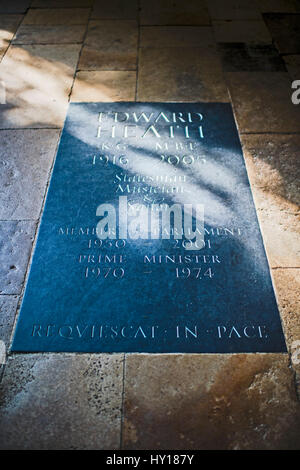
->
xmin=0 ymin=353 xmax=124 ymax=449
xmin=78 ymin=20 xmax=138 ymax=70
xmin=0 ymin=0 xmax=299 ymax=450
xmin=0 ymin=296 xmax=18 ymax=350
xmin=0 ymin=15 xmax=23 ymax=60
xmin=122 ymin=354 xmax=300 ymax=450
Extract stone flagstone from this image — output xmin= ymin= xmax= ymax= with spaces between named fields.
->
xmin=78 ymin=20 xmax=138 ymax=71
xmin=240 ymin=134 xmax=300 ymax=268
xmin=206 ymin=0 xmax=262 ymax=20
xmin=91 ymin=0 xmax=138 ymax=19
xmin=12 ymin=24 xmax=86 ymax=44
xmin=226 ymin=72 xmax=300 ymax=133
xmin=140 ymin=0 xmax=210 ymax=26
xmin=263 ymin=13 xmax=300 ymax=54
xmin=0 ymin=44 xmax=81 ymax=128
xmin=257 ymin=0 xmax=299 ymax=13
xmin=71 ymin=71 xmax=136 ymax=101
xmin=140 ymin=26 xmax=216 ymax=49
xmin=122 ymin=354 xmax=300 ymax=450
xmin=0 ymin=353 xmax=124 ymax=449
xmin=0 ymin=0 xmax=30 ymax=14
xmin=0 ymin=129 xmax=60 ymax=219
xmin=137 ymin=47 xmax=229 ymax=101
xmin=254 ymin=204 xmax=300 ymax=268
xmin=272 ymin=268 xmax=300 ymax=394
xmin=23 ymin=8 xmax=91 ymax=25
xmin=31 ymin=0 xmax=94 ymax=7
xmin=218 ymin=43 xmax=286 ymax=72
xmin=0 ymin=221 xmax=36 ymax=295
xmin=240 ymin=134 xmax=300 ymax=209
xmin=283 ymin=54 xmax=300 ymax=80
xmin=213 ymin=19 xmax=272 ymax=43
xmin=0 ymin=15 xmax=23 ymax=61
xmin=272 ymin=268 xmax=300 ymax=352
xmin=0 ymin=295 xmax=18 ymax=348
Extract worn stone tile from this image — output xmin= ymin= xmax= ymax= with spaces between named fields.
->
xmin=272 ymin=269 xmax=300 ymax=350
xmin=23 ymin=8 xmax=90 ymax=25
xmin=263 ymin=13 xmax=300 ymax=54
xmin=78 ymin=20 xmax=138 ymax=70
xmin=137 ymin=47 xmax=229 ymax=102
xmin=257 ymin=0 xmax=299 ymax=12
xmin=0 ymin=353 xmax=123 ymax=449
xmin=241 ymin=134 xmax=300 ymax=208
xmin=206 ymin=0 xmax=262 ymax=20
xmin=91 ymin=0 xmax=138 ymax=19
xmin=218 ymin=43 xmax=286 ymax=72
xmin=0 ymin=296 xmax=18 ymax=348
xmin=226 ymin=72 xmax=300 ymax=133
xmin=0 ymin=221 xmax=36 ymax=295
xmin=140 ymin=0 xmax=210 ymax=26
xmin=248 ymin=194 xmax=300 ymax=268
xmin=123 ymin=354 xmax=300 ymax=450
xmin=78 ymin=46 xmax=136 ymax=71
xmin=0 ymin=15 xmax=23 ymax=61
xmin=0 ymin=44 xmax=81 ymax=128
xmin=283 ymin=54 xmax=300 ymax=80
xmin=240 ymin=134 xmax=300 ymax=268
xmin=272 ymin=268 xmax=300 ymax=394
xmin=71 ymin=71 xmax=136 ymax=101
xmin=140 ymin=26 xmax=216 ymax=49
xmin=0 ymin=0 xmax=30 ymax=14
xmin=213 ymin=19 xmax=272 ymax=44
xmin=255 ymin=202 xmax=300 ymax=268
xmin=12 ymin=24 xmax=86 ymax=44
xmin=0 ymin=129 xmax=60 ymax=219
xmin=31 ymin=0 xmax=94 ymax=7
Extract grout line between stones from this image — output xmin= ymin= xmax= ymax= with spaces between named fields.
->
xmin=271 ymin=266 xmax=300 ymax=269
xmin=21 ymin=22 xmax=90 ymax=25
xmin=140 ymin=23 xmax=211 ymax=26
xmin=12 ymin=42 xmax=86 ymax=45
xmin=0 ymin=13 xmax=26 ymax=64
xmin=241 ymin=132 xmax=300 ymax=135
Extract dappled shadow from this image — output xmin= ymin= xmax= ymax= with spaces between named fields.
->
xmin=10 ymin=102 xmax=286 ymax=354
xmin=0 ymin=43 xmax=80 ymax=128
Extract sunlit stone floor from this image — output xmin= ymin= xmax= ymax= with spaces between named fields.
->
xmin=0 ymin=0 xmax=299 ymax=450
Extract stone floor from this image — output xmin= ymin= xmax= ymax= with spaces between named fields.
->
xmin=0 ymin=0 xmax=300 ymax=450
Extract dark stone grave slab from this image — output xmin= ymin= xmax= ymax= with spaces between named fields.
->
xmin=12 ymin=102 xmax=287 ymax=353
